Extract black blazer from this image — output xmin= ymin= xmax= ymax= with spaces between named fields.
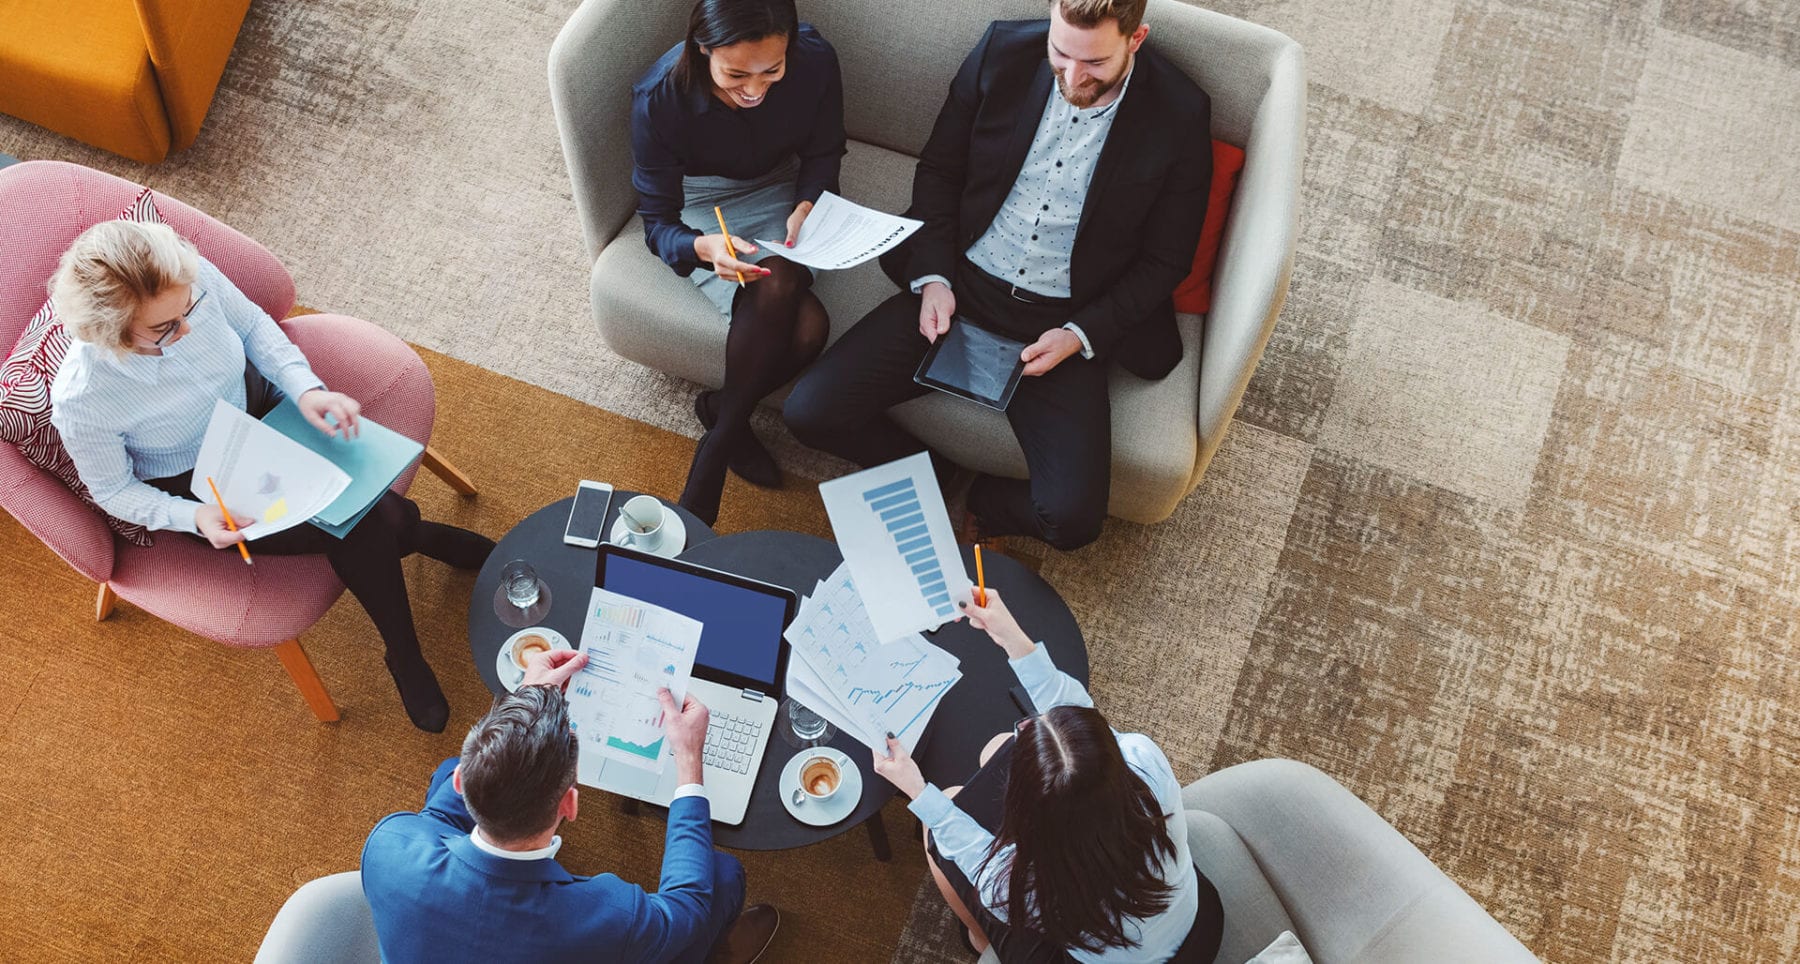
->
xmin=880 ymin=20 xmax=1212 ymax=380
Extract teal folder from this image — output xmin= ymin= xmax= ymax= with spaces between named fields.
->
xmin=260 ymin=401 xmax=424 ymax=539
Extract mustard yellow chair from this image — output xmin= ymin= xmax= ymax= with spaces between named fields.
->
xmin=0 ymin=0 xmax=252 ymax=163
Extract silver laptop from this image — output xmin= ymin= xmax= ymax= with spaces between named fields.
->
xmin=582 ymin=544 xmax=796 ymax=826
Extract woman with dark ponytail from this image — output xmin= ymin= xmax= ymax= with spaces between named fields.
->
xmin=629 ymin=0 xmax=845 ymax=526
xmin=873 ymin=591 xmax=1224 ymax=962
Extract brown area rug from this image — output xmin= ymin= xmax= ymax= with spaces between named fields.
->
xmin=0 ymin=348 xmax=921 ymax=961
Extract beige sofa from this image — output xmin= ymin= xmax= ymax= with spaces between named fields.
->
xmin=549 ymin=0 xmax=1302 ymax=524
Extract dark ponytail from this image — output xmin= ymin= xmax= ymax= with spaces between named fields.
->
xmin=673 ymin=0 xmax=800 ymax=94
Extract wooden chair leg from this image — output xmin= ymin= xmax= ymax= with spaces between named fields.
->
xmin=422 ymin=445 xmax=478 ymax=496
xmin=95 ymin=582 xmax=117 ymax=621
xmin=274 ymin=639 xmax=340 ymax=722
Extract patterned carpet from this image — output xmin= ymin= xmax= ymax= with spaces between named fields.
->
xmin=2 ymin=0 xmax=1797 ymax=961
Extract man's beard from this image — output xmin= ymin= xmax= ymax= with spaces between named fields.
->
xmin=1056 ymin=68 xmax=1121 ymax=108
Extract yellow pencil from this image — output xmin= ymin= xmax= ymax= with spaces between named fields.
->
xmin=205 ymin=475 xmax=253 ymax=566
xmin=974 ymin=544 xmax=987 ymax=607
xmin=712 ymin=205 xmax=747 ymax=287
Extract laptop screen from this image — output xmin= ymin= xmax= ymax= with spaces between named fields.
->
xmin=595 ymin=548 xmax=793 ymax=692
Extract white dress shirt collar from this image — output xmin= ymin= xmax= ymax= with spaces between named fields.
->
xmin=469 ymin=827 xmax=563 ymax=861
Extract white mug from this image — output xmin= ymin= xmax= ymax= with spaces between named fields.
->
xmin=618 ymin=495 xmax=666 ymax=550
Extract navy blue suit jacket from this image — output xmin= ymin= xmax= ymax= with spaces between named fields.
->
xmin=361 ymin=758 xmax=719 ymax=963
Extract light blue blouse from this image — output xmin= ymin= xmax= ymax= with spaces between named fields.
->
xmin=50 ymin=257 xmax=324 ymax=535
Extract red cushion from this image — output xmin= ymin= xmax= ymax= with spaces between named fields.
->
xmin=0 ymin=187 xmax=173 ymax=548
xmin=1172 ymin=140 xmax=1247 ymax=315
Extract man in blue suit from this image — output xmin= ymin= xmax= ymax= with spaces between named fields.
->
xmin=361 ymin=650 xmax=781 ymax=962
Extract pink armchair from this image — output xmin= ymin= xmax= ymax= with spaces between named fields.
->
xmin=0 ymin=160 xmax=477 ymax=721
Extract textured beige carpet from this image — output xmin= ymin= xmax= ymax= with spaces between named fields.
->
xmin=2 ymin=0 xmax=1798 ymax=961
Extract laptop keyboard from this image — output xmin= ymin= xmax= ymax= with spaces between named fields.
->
xmin=702 ymin=706 xmax=764 ymax=775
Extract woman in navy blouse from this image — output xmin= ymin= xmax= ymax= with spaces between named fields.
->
xmin=630 ymin=0 xmax=845 ymax=526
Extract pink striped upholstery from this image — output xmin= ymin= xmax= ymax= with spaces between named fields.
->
xmin=0 ymin=161 xmax=438 ymax=650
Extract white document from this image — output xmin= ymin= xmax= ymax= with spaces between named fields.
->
xmin=189 ymin=400 xmax=350 ymax=540
xmin=568 ymin=588 xmax=703 ymax=781
xmin=784 ymin=563 xmax=962 ymax=752
xmin=819 ymin=452 xmax=974 ymax=641
xmin=754 ymin=191 xmax=921 ymax=270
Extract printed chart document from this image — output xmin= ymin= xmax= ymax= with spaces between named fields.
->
xmin=784 ymin=561 xmax=962 ymax=752
xmin=190 ymin=400 xmax=350 ymax=540
xmin=754 ymin=191 xmax=921 ymax=270
xmin=568 ymin=588 xmax=703 ymax=783
xmin=819 ymin=451 xmax=973 ymax=641
xmin=260 ymin=400 xmax=424 ymax=538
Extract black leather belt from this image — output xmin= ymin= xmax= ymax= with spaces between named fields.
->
xmin=965 ymin=261 xmax=1071 ymax=305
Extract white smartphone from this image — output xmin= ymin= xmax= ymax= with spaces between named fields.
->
xmin=563 ymin=480 xmax=614 ymax=548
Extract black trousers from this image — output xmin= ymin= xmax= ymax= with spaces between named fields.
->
xmin=784 ymin=260 xmax=1110 ymax=550
xmin=927 ymin=738 xmax=1225 ymax=964
xmin=146 ymin=369 xmax=425 ymax=659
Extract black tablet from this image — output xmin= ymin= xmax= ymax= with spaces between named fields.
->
xmin=913 ymin=316 xmax=1027 ymax=411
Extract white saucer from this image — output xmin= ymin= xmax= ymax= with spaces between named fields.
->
xmin=496 ymin=627 xmax=573 ymax=692
xmin=609 ymin=505 xmax=687 ymax=559
xmin=778 ymin=748 xmax=863 ymax=826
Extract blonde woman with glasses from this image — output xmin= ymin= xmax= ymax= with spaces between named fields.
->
xmin=48 ymin=219 xmax=494 ymax=732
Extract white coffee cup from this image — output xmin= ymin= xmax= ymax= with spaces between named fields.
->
xmin=618 ymin=495 xmax=666 ymax=550
xmin=797 ymin=752 xmax=844 ymax=802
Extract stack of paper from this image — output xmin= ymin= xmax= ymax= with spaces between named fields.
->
xmin=784 ymin=561 xmax=962 ymax=753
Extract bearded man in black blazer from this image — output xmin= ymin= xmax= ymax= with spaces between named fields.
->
xmin=785 ymin=0 xmax=1211 ymax=551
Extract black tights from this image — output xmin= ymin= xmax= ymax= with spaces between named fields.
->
xmin=148 ymin=472 xmax=454 ymax=661
xmin=679 ymin=256 xmax=829 ymax=523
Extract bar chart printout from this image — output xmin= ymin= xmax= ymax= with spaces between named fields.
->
xmin=864 ymin=476 xmax=954 ymax=618
xmin=819 ymin=452 xmax=973 ymax=642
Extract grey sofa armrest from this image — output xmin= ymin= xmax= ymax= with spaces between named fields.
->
xmin=548 ymin=0 xmax=690 ymax=261
xmin=1194 ymin=32 xmax=1304 ymax=485
xmin=1185 ymin=760 xmax=1538 ymax=964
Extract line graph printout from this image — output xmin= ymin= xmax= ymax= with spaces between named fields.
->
xmin=819 ymin=452 xmax=973 ymax=641
xmin=784 ymin=562 xmax=962 ymax=752
xmin=569 ymin=588 xmax=702 ymax=783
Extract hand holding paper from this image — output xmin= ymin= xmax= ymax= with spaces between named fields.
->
xmin=755 ymin=192 xmax=921 ymax=271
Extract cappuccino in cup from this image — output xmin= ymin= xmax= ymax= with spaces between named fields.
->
xmin=512 ymin=633 xmax=552 ymax=669
xmin=800 ymin=754 xmax=842 ymax=800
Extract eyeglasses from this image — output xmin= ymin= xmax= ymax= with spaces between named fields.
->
xmin=1013 ymin=715 xmax=1037 ymax=736
xmin=149 ymin=288 xmax=207 ymax=346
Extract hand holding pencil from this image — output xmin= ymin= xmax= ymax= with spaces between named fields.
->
xmin=959 ymin=588 xmax=1035 ymax=660
xmin=699 ymin=206 xmax=770 ymax=287
xmin=198 ymin=476 xmax=254 ymax=562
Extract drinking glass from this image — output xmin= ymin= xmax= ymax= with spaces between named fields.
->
xmin=501 ymin=559 xmax=540 ymax=610
xmin=786 ymin=699 xmax=832 ymax=745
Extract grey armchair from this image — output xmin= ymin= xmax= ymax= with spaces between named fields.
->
xmin=972 ymin=759 xmax=1537 ymax=964
xmin=549 ymin=0 xmax=1302 ymax=524
xmin=254 ymin=872 xmax=380 ymax=964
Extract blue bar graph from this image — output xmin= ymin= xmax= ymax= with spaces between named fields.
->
xmin=863 ymin=477 xmax=956 ymax=618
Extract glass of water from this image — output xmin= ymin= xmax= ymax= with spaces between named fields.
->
xmin=501 ymin=559 xmax=540 ymax=610
xmin=786 ymin=698 xmax=833 ymax=746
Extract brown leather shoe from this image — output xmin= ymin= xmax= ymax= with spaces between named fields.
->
xmin=708 ymin=904 xmax=780 ymax=964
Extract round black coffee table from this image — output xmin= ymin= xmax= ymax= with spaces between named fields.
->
xmin=466 ymin=493 xmax=716 ymax=695
xmin=678 ymin=531 xmax=1089 ymax=853
xmin=467 ymin=518 xmax=1090 ymax=857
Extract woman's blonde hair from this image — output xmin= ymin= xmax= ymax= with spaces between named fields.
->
xmin=49 ymin=220 xmax=199 ymax=354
